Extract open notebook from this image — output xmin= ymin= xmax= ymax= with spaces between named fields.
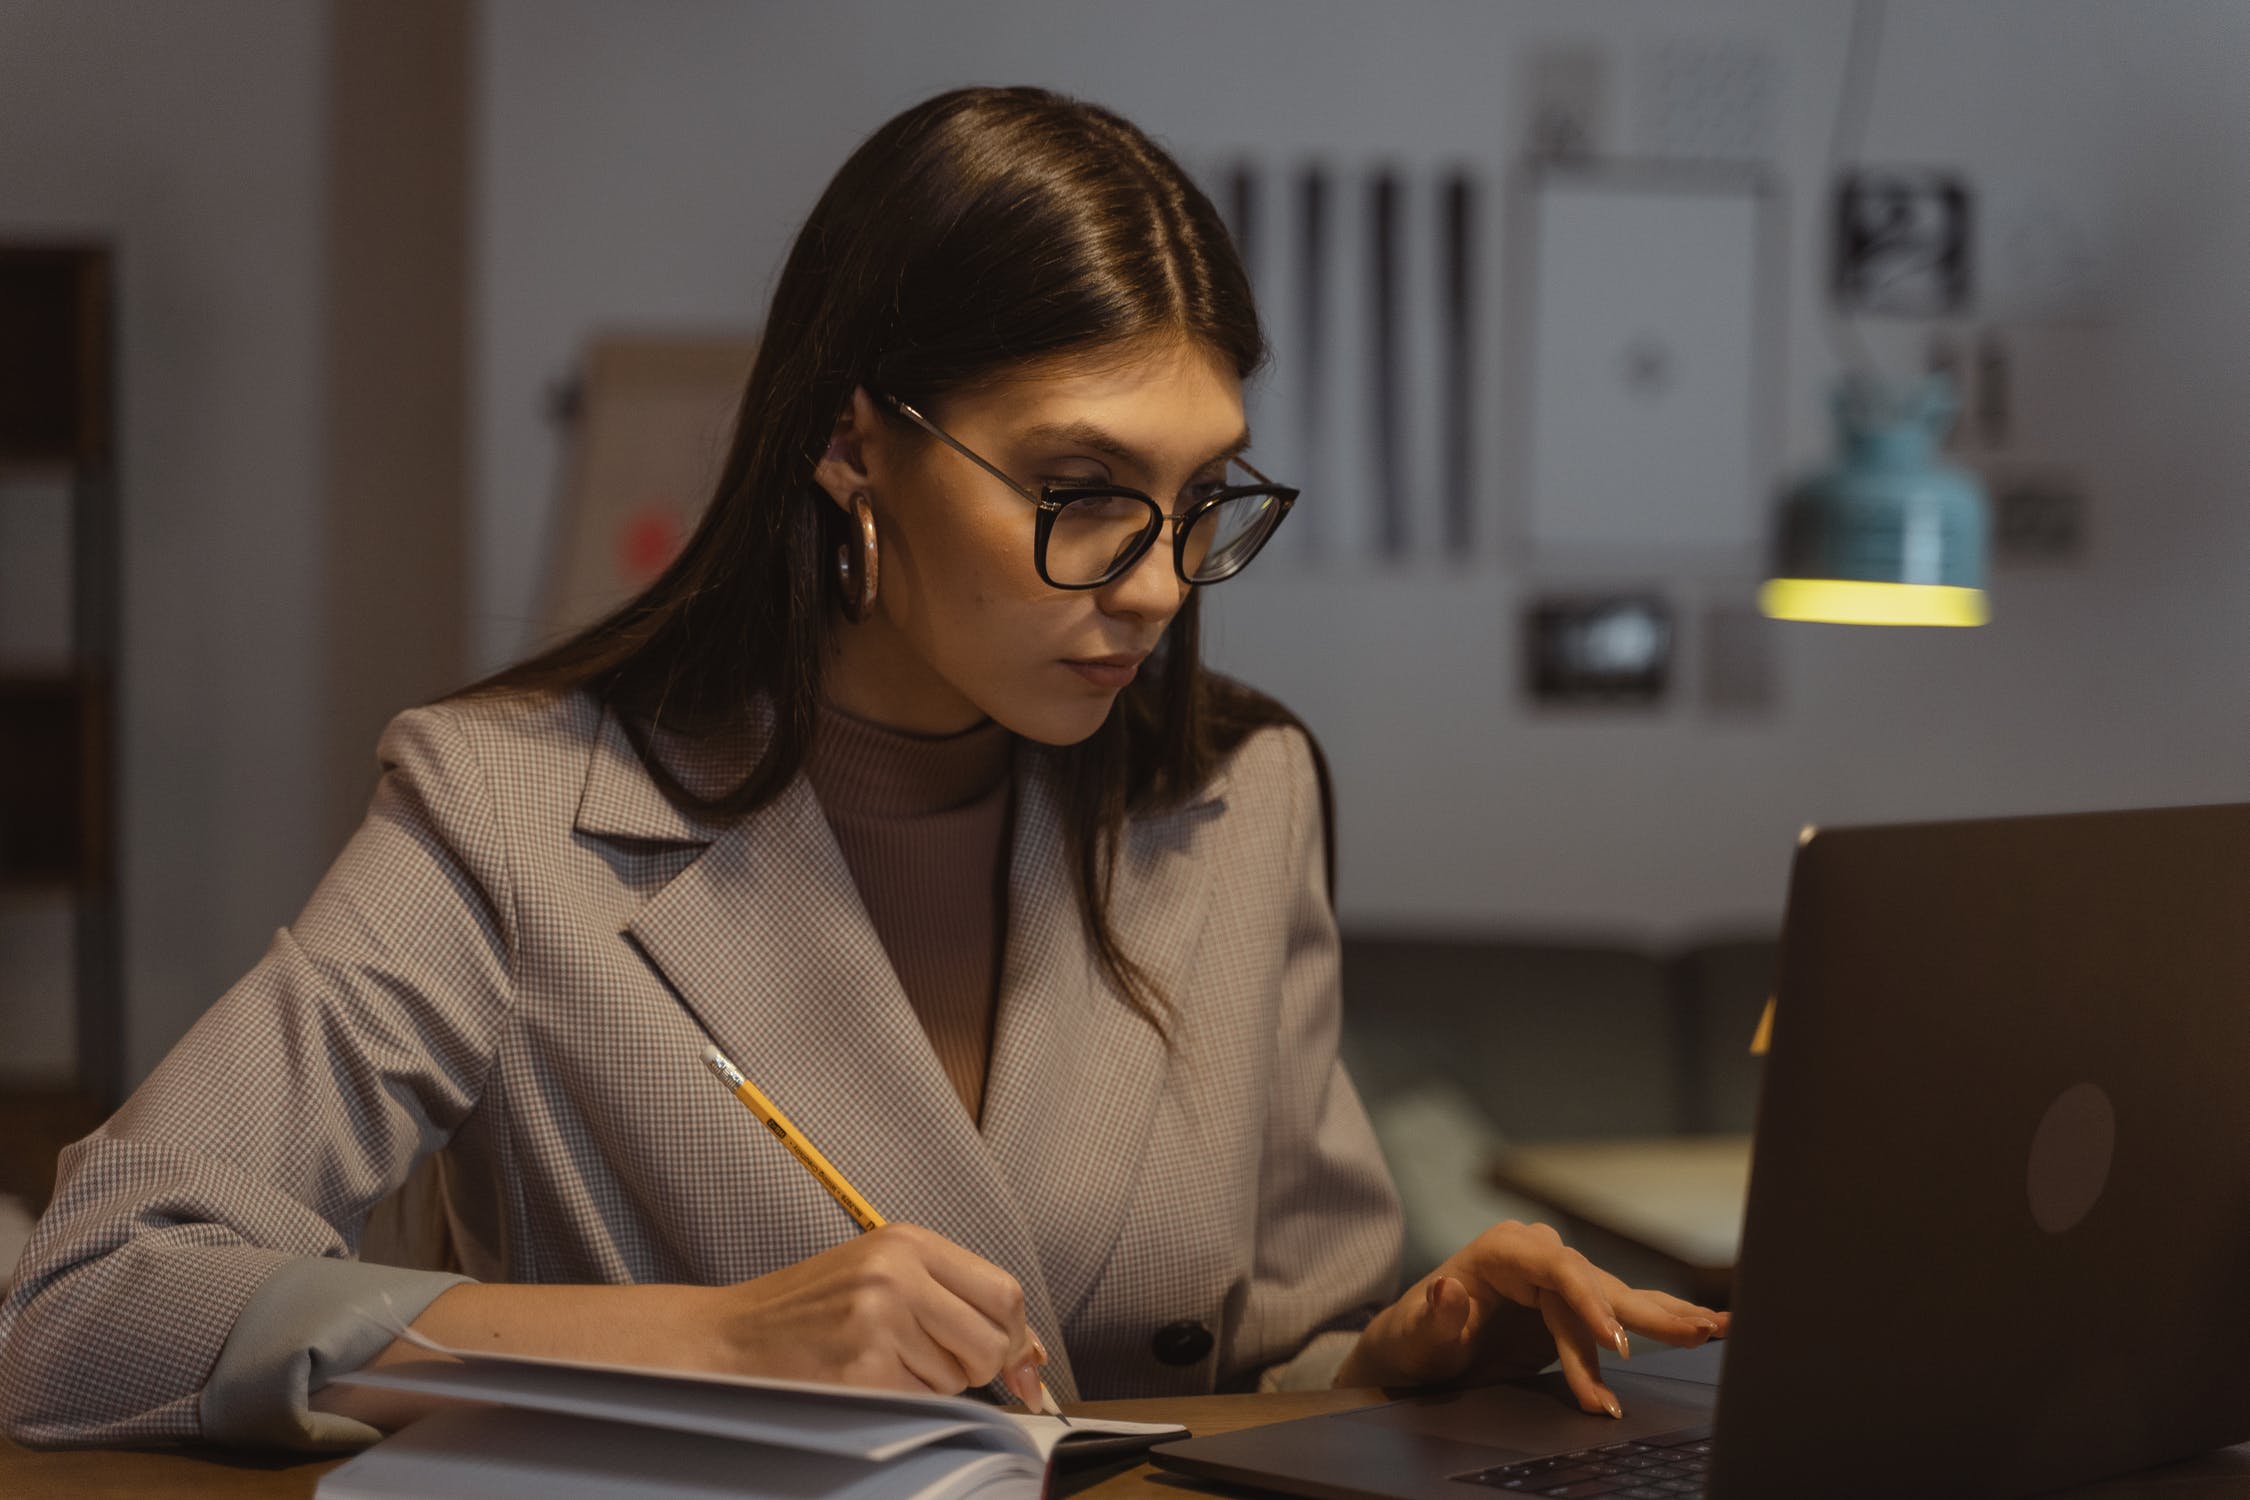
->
xmin=316 ymin=1343 xmax=1185 ymax=1500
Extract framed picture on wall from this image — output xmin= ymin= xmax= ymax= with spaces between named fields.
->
xmin=1505 ymin=163 xmax=1786 ymax=572
xmin=539 ymin=334 xmax=758 ymax=644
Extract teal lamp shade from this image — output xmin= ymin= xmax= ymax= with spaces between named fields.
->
xmin=1760 ymin=374 xmax=1991 ymax=627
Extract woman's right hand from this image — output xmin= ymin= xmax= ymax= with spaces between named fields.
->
xmin=693 ymin=1222 xmax=1048 ymax=1405
xmin=313 ymin=1223 xmax=1050 ymax=1434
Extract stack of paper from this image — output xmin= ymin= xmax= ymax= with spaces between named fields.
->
xmin=318 ymin=1344 xmax=1185 ymax=1500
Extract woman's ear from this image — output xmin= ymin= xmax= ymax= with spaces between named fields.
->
xmin=812 ymin=387 xmax=884 ymax=514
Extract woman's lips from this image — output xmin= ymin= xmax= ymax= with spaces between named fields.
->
xmin=1062 ymin=656 xmax=1143 ymax=690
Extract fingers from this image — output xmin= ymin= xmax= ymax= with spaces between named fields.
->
xmin=1532 ymin=1237 xmax=1728 ymax=1354
xmin=1587 ymin=1267 xmax=1727 ymax=1334
xmin=905 ymin=1226 xmax=1039 ymax=1359
xmin=1610 ymin=1287 xmax=1728 ymax=1348
xmin=879 ymin=1225 xmax=1043 ymax=1404
xmin=1455 ymin=1223 xmax=1621 ymax=1358
xmin=1538 ymin=1288 xmax=1622 ymax=1420
xmin=1541 ymin=1250 xmax=1629 ymax=1363
xmin=887 ymin=1317 xmax=976 ymax=1395
xmin=905 ymin=1267 xmax=1019 ymax=1391
xmin=1436 ymin=1220 xmax=1735 ymax=1414
xmin=1645 ymin=1289 xmax=1729 ymax=1334
xmin=1405 ymin=1274 xmax=1478 ymax=1383
xmin=723 ymin=1229 xmax=1055 ymax=1401
xmin=1531 ymin=1252 xmax=1624 ymax=1418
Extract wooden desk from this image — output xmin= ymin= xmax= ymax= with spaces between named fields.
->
xmin=0 ymin=1387 xmax=1390 ymax=1500
xmin=12 ymin=1384 xmax=2250 ymax=1497
xmin=1490 ymin=1135 xmax=1752 ymax=1308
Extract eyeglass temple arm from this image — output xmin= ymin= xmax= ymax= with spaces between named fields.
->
xmin=878 ymin=394 xmax=1044 ymax=505
xmin=886 ymin=391 xmax=1284 ymax=495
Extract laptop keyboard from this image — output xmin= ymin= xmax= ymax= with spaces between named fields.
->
xmin=1452 ymin=1425 xmax=1713 ymax=1497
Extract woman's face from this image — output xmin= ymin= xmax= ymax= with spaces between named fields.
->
xmin=814 ymin=337 xmax=1249 ymax=745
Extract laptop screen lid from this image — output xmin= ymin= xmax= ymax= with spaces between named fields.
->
xmin=1710 ymin=802 xmax=2250 ymax=1498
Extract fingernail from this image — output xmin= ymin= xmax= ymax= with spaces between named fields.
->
xmin=1012 ymin=1361 xmax=1038 ymax=1404
xmin=1603 ymin=1394 xmax=1623 ymax=1419
xmin=1695 ymin=1319 xmax=1719 ymax=1334
xmin=1031 ymin=1336 xmax=1049 ymax=1365
xmin=1612 ymin=1324 xmax=1630 ymax=1358
xmin=1425 ymin=1279 xmax=1443 ymax=1311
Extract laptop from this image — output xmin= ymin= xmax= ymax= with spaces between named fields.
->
xmin=1152 ymin=802 xmax=2250 ymax=1499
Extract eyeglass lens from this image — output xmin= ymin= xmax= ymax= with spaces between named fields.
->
xmin=1048 ymin=490 xmax=1285 ymax=586
xmin=1182 ymin=491 xmax=1284 ymax=581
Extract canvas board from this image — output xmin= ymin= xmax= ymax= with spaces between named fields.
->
xmin=1519 ymin=172 xmax=1777 ymax=562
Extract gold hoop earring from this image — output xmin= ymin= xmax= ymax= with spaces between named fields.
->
xmin=836 ymin=493 xmax=879 ymax=621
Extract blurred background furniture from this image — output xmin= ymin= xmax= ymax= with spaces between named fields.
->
xmin=1339 ymin=933 xmax=1773 ymax=1304
xmin=0 ymin=245 xmax=121 ymax=1254
xmin=1487 ymin=1133 xmax=1750 ymax=1308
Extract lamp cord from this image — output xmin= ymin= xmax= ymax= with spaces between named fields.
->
xmin=1824 ymin=0 xmax=1889 ymax=384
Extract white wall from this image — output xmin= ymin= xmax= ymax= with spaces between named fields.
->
xmin=0 ymin=1 xmax=330 ymax=1078
xmin=476 ymin=0 xmax=2250 ymax=941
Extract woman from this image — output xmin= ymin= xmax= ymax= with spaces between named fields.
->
xmin=0 ymin=86 xmax=1723 ymax=1452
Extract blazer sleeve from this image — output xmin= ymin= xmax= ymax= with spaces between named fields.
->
xmin=1235 ymin=728 xmax=1405 ymax=1392
xmin=0 ymin=706 xmax=516 ymax=1450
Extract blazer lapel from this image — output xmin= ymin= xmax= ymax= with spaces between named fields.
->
xmin=599 ymin=720 xmax=1080 ymax=1396
xmin=580 ymin=706 xmax=1230 ymax=1389
xmin=574 ymin=704 xmax=729 ymax=844
xmin=978 ymin=750 xmax=1224 ymax=1326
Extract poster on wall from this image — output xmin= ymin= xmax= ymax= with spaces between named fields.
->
xmin=1511 ymin=166 xmax=1782 ymax=567
xmin=1833 ymin=167 xmax=1973 ymax=318
xmin=1209 ymin=156 xmax=1485 ymax=566
xmin=539 ymin=334 xmax=759 ymax=644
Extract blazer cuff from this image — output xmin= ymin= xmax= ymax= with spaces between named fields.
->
xmin=200 ymin=1256 xmax=471 ymax=1451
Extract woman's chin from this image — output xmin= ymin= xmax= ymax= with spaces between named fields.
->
xmin=991 ymin=692 xmax=1119 ymax=748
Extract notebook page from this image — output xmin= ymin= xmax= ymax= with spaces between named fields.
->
xmin=336 ymin=1356 xmax=1004 ymax=1462
xmin=316 ymin=1404 xmax=1042 ymax=1500
xmin=1004 ymin=1411 xmax=1188 ymax=1462
xmin=331 ymin=1336 xmax=1185 ymax=1466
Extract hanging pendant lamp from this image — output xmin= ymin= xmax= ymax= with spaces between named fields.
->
xmin=1759 ymin=372 xmax=1990 ymax=627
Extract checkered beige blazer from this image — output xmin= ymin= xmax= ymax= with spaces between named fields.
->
xmin=0 ymin=689 xmax=1401 ymax=1449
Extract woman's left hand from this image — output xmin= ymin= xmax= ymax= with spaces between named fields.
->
xmin=1331 ymin=1219 xmax=1729 ymax=1418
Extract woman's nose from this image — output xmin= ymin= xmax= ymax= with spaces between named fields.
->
xmin=1098 ymin=531 xmax=1189 ymax=622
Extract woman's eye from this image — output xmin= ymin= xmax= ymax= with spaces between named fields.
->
xmin=1067 ymin=494 xmax=1144 ymax=521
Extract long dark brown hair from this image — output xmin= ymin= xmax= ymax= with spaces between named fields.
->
xmin=459 ymin=86 xmax=1325 ymax=1030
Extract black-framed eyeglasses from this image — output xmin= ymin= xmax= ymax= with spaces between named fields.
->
xmin=877 ymin=393 xmax=1299 ymax=590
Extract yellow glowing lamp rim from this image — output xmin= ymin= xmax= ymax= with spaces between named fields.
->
xmin=1758 ymin=577 xmax=1989 ymax=627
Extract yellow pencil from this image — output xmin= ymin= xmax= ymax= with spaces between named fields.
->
xmin=700 ymin=1043 xmax=1064 ymax=1420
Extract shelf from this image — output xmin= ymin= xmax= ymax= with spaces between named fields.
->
xmin=2 ymin=241 xmax=121 ymax=1112
xmin=0 ymin=458 xmax=80 ymax=483
xmin=0 ymin=248 xmax=110 ymax=467
xmin=0 ymin=890 xmax=75 ymax=1086
xmin=0 ymin=677 xmax=94 ymax=883
xmin=0 ymin=873 xmax=79 ymax=896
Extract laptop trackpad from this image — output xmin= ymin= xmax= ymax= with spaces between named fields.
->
xmin=1343 ymin=1368 xmax=1718 ymax=1452
xmin=1148 ymin=1365 xmax=1723 ymax=1500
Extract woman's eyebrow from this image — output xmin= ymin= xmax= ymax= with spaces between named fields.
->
xmin=1020 ymin=419 xmax=1253 ymax=471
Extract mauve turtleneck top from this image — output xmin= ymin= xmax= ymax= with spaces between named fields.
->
xmin=802 ymin=700 xmax=1016 ymax=1126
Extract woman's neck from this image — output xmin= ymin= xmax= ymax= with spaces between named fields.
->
xmin=821 ymin=615 xmax=987 ymax=735
xmin=806 ymin=697 xmax=1011 ymax=818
